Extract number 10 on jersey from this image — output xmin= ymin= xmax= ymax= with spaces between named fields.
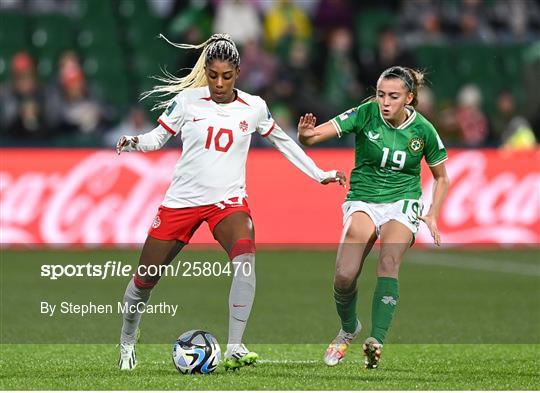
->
xmin=205 ymin=126 xmax=234 ymax=152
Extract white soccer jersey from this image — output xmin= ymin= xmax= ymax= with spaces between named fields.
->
xmin=126 ymin=86 xmax=336 ymax=208
xmin=156 ymin=87 xmax=279 ymax=207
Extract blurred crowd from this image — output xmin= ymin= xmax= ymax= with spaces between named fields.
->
xmin=1 ymin=0 xmax=539 ymax=149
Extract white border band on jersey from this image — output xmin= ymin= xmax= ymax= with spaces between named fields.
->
xmin=330 ymin=119 xmax=342 ymax=138
xmin=427 ymin=156 xmax=448 ymax=167
xmin=261 ymin=121 xmax=275 ymax=138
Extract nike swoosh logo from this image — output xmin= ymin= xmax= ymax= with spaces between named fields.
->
xmin=233 ymin=304 xmax=247 ymax=308
xmin=193 ymin=118 xmax=206 ymax=122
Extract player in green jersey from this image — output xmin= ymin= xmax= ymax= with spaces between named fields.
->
xmin=298 ymin=66 xmax=449 ymax=369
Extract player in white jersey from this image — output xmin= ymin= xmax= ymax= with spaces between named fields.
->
xmin=115 ymin=34 xmax=346 ymax=371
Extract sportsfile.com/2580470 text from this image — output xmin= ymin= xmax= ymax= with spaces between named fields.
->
xmin=40 ymin=260 xmax=252 ymax=280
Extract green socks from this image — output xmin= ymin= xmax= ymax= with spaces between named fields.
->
xmin=333 ymin=286 xmax=359 ymax=334
xmin=370 ymin=277 xmax=399 ymax=344
xmin=334 ymin=277 xmax=399 ymax=340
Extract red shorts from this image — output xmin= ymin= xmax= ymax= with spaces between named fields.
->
xmin=148 ymin=197 xmax=251 ymax=243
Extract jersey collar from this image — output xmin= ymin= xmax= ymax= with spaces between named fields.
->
xmin=379 ymin=106 xmax=416 ymax=129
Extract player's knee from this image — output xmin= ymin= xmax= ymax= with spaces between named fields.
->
xmin=228 ymin=238 xmax=256 ymax=260
xmin=378 ymin=254 xmax=400 ymax=275
xmin=334 ymin=269 xmax=356 ymax=291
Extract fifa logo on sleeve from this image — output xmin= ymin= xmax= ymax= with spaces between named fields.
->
xmin=339 ymin=107 xmax=356 ymax=121
xmin=266 ymin=106 xmax=272 ymax=120
xmin=165 ymin=101 xmax=177 ymax=116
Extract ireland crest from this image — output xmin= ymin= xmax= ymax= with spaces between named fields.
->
xmin=408 ymin=137 xmax=424 ymax=154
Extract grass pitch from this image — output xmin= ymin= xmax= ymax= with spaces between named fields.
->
xmin=1 ymin=343 xmax=539 ymax=390
xmin=1 ymin=247 xmax=539 ymax=389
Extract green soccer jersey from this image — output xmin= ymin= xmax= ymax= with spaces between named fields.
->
xmin=331 ymin=101 xmax=447 ymax=203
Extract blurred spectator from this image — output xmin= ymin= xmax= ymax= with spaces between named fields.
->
xmin=168 ymin=1 xmax=213 ymax=73
xmin=523 ymin=41 xmax=540 ymax=139
xmin=455 ymin=84 xmax=489 ymax=147
xmin=456 ymin=0 xmax=496 ymax=42
xmin=501 ymin=117 xmax=537 ymax=149
xmin=147 ymin=0 xmax=176 ymax=18
xmin=272 ymin=40 xmax=328 ymax=120
xmin=104 ymin=105 xmax=153 ymax=147
xmin=489 ymin=0 xmax=540 ymax=42
xmin=399 ymin=0 xmax=446 ymax=46
xmin=237 ymin=39 xmax=277 ymax=96
xmin=213 ymin=0 xmax=262 ymax=47
xmin=415 ymin=85 xmax=457 ymax=144
xmin=264 ymin=0 xmax=312 ymax=55
xmin=314 ymin=0 xmax=355 ymax=38
xmin=491 ymin=90 xmax=519 ymax=145
xmin=47 ymin=54 xmax=111 ymax=144
xmin=168 ymin=0 xmax=212 ymax=42
xmin=359 ymin=27 xmax=417 ymax=88
xmin=27 ymin=0 xmax=78 ymax=16
xmin=0 ymin=52 xmax=50 ymax=143
xmin=322 ymin=27 xmax=364 ymax=110
xmin=0 ymin=0 xmax=24 ymax=11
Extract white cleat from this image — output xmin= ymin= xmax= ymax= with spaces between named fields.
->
xmin=118 ymin=343 xmax=137 ymax=371
xmin=323 ymin=320 xmax=362 ymax=366
xmin=224 ymin=344 xmax=259 ymax=371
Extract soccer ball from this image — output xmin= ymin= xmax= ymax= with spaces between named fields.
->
xmin=172 ymin=330 xmax=221 ymax=374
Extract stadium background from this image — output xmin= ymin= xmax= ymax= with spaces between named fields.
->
xmin=1 ymin=0 xmax=539 ymax=245
xmin=0 ymin=1 xmax=539 ymax=390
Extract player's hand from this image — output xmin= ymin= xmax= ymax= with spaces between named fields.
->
xmin=321 ymin=171 xmax=347 ymax=187
xmin=419 ymin=214 xmax=441 ymax=246
xmin=116 ymin=135 xmax=138 ymax=155
xmin=298 ymin=113 xmax=318 ymax=138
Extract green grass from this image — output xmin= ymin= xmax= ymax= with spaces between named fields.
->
xmin=1 ymin=247 xmax=539 ymax=389
xmin=1 ymin=343 xmax=538 ymax=390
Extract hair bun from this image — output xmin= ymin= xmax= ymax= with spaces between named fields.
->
xmin=210 ymin=33 xmax=233 ymax=43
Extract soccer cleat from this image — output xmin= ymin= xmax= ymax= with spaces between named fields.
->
xmin=223 ymin=344 xmax=259 ymax=371
xmin=323 ymin=320 xmax=362 ymax=366
xmin=118 ymin=342 xmax=137 ymax=370
xmin=363 ymin=337 xmax=383 ymax=369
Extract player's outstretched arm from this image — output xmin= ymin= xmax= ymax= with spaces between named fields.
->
xmin=116 ymin=125 xmax=173 ymax=154
xmin=265 ymin=123 xmax=346 ymax=186
xmin=419 ymin=162 xmax=450 ymax=246
xmin=298 ymin=113 xmax=339 ymax=146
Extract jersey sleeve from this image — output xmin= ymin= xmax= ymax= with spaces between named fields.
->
xmin=157 ymin=94 xmax=186 ymax=136
xmin=423 ymin=124 xmax=448 ymax=167
xmin=330 ymin=101 xmax=371 ymax=138
xmin=255 ymin=98 xmax=276 ymax=138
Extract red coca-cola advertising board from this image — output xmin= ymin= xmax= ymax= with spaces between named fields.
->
xmin=1 ymin=148 xmax=538 ymax=246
